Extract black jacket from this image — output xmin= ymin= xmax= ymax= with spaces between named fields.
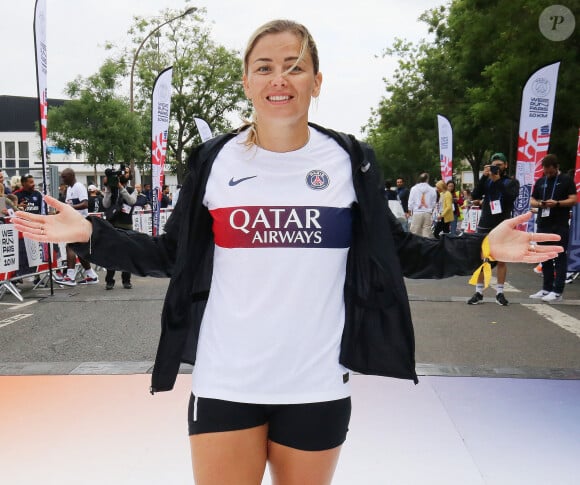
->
xmin=72 ymin=124 xmax=485 ymax=392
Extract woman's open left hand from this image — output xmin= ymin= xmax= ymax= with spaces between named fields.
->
xmin=487 ymin=211 xmax=563 ymax=263
xmin=12 ymin=195 xmax=92 ymax=244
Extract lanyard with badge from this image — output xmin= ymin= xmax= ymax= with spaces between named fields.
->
xmin=487 ymin=179 xmax=503 ymax=215
xmin=541 ymin=175 xmax=558 ymax=217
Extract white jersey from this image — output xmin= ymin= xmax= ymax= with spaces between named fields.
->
xmin=66 ymin=182 xmax=88 ymax=217
xmin=192 ymin=128 xmax=357 ymax=404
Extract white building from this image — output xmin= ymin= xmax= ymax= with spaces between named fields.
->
xmin=0 ymin=95 xmax=177 ymax=195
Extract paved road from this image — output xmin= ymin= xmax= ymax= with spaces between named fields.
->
xmin=1 ymin=262 xmax=579 ymax=378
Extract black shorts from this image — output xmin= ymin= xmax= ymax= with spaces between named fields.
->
xmin=188 ymin=394 xmax=351 ymax=451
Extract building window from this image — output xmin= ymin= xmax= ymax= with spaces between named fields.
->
xmin=4 ymin=142 xmax=16 ymax=177
xmin=0 ymin=141 xmax=31 ymax=178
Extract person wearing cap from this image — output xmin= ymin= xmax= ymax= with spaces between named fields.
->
xmin=87 ymin=184 xmax=103 ymax=214
xmin=467 ymin=152 xmax=520 ymax=306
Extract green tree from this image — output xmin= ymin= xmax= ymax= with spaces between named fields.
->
xmin=47 ymin=60 xmax=146 ymax=172
xmin=366 ymin=0 xmax=579 ymax=184
xmin=121 ymin=7 xmax=251 ymax=181
xmin=364 ymin=39 xmax=441 ymax=183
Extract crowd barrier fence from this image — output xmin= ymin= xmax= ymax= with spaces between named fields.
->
xmin=0 ymin=208 xmax=173 ymax=301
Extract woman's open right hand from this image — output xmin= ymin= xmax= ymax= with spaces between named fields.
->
xmin=12 ymin=195 xmax=92 ymax=244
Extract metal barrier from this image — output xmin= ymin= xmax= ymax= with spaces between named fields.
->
xmin=0 ymin=208 xmax=174 ymax=300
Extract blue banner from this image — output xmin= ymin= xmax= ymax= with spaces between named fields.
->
xmin=568 ymin=205 xmax=580 ymax=271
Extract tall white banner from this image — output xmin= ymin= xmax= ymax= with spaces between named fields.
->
xmin=151 ymin=67 xmax=173 ymax=236
xmin=437 ymin=114 xmax=453 ymax=182
xmin=34 ymin=0 xmax=48 ymax=198
xmin=513 ymin=62 xmax=560 ymax=223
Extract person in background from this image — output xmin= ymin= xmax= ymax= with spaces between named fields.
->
xmin=408 ymin=172 xmax=437 ymax=238
xmin=87 ymin=184 xmax=104 ymax=214
xmin=446 ymin=180 xmax=463 ymax=235
xmin=395 ymin=177 xmax=410 ymax=232
xmin=0 ymin=171 xmax=12 ymax=195
xmin=160 ymin=185 xmax=172 ymax=208
xmin=133 ymin=183 xmax=151 ymax=210
xmin=102 ymin=166 xmax=137 ymax=290
xmin=142 ymin=183 xmax=153 ymax=204
xmin=529 ymin=154 xmax=577 ymax=302
xmin=16 ymin=174 xmax=42 ymax=214
xmin=12 ymin=19 xmax=565 ymax=485
xmin=434 ymin=180 xmax=453 ymax=238
xmin=10 ymin=175 xmax=22 ymax=194
xmin=53 ymin=168 xmax=100 ymax=286
xmin=467 ymin=153 xmax=519 ymax=306
xmin=382 ymin=180 xmax=398 ymax=200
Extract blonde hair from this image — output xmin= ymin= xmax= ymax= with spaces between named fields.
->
xmin=436 ymin=180 xmax=447 ymax=191
xmin=240 ymin=20 xmax=319 ymax=147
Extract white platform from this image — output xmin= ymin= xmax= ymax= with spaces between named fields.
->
xmin=1 ymin=374 xmax=578 ymax=484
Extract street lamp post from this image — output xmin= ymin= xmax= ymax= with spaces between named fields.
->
xmin=128 ymin=6 xmax=197 ymax=176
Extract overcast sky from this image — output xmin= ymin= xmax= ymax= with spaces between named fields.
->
xmin=1 ymin=0 xmax=438 ymax=138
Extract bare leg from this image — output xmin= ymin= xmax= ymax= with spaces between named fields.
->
xmin=268 ymin=440 xmax=342 ymax=485
xmin=189 ymin=424 xmax=268 ymax=485
xmin=496 ymin=261 xmax=507 ymax=285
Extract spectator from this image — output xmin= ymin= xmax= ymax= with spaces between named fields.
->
xmin=408 ymin=172 xmax=437 ymax=237
xmin=395 ymin=177 xmax=410 ymax=214
xmin=16 ymin=174 xmax=42 ymax=214
xmin=529 ymin=154 xmax=577 ymax=302
xmin=447 ymin=180 xmax=463 ymax=234
xmin=87 ymin=184 xmax=104 ymax=214
xmin=53 ymin=169 xmax=100 ymax=286
xmin=160 ymin=185 xmax=171 ymax=208
xmin=10 ymin=175 xmax=22 ymax=194
xmin=433 ymin=180 xmax=453 ymax=238
xmin=0 ymin=171 xmax=12 ymax=195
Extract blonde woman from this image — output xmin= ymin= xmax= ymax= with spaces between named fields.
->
xmin=13 ymin=20 xmax=563 ymax=485
xmin=434 ymin=180 xmax=453 ymax=238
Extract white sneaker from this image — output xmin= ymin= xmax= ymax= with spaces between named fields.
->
xmin=541 ymin=291 xmax=562 ymax=302
xmin=529 ymin=290 xmax=549 ymax=299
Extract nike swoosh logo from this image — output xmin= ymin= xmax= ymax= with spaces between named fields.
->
xmin=228 ymin=176 xmax=257 ymax=186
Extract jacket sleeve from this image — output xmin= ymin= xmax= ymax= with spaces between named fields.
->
xmin=69 ymin=171 xmax=196 ymax=278
xmin=391 ymin=208 xmax=485 ymax=279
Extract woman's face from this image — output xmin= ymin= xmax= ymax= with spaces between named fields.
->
xmin=243 ymin=31 xmax=322 ymax=126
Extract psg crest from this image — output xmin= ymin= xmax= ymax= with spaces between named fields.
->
xmin=306 ymin=170 xmax=330 ymax=190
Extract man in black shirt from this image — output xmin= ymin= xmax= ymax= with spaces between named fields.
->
xmin=529 ymin=154 xmax=577 ymax=302
xmin=467 ymin=153 xmax=520 ymax=306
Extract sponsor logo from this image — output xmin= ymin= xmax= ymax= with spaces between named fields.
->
xmin=211 ymin=206 xmax=351 ymax=248
xmin=531 ymin=77 xmax=551 ymax=97
xmin=306 ymin=170 xmax=330 ymax=190
xmin=229 ymin=175 xmax=257 ymax=187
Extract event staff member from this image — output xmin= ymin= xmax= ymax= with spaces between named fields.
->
xmin=529 ymin=154 xmax=577 ymax=302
